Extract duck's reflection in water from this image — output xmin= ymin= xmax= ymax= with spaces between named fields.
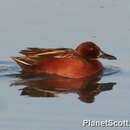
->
xmin=11 ymin=74 xmax=116 ymax=103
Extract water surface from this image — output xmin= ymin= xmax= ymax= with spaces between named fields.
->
xmin=0 ymin=0 xmax=130 ymax=130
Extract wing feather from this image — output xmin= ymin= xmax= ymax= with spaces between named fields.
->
xmin=12 ymin=47 xmax=79 ymax=71
xmin=20 ymin=48 xmax=75 ymax=59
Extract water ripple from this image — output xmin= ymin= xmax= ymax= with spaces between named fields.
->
xmin=103 ymin=65 xmax=121 ymax=76
xmin=0 ymin=60 xmax=20 ymax=77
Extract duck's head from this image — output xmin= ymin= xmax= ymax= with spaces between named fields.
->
xmin=76 ymin=41 xmax=117 ymax=60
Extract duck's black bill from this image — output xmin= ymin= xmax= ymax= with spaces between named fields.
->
xmin=100 ymin=52 xmax=117 ymax=60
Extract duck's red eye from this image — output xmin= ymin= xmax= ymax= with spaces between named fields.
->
xmin=90 ymin=47 xmax=94 ymax=51
xmin=86 ymin=47 xmax=100 ymax=58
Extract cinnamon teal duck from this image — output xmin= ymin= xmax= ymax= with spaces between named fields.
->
xmin=12 ymin=41 xmax=116 ymax=78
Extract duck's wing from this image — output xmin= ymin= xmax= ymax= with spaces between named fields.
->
xmin=12 ymin=48 xmax=77 ymax=68
xmin=20 ymin=48 xmax=74 ymax=58
xmin=20 ymin=48 xmax=56 ymax=57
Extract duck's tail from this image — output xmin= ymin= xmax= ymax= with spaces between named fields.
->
xmin=11 ymin=57 xmax=33 ymax=71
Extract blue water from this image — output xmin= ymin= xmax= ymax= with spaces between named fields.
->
xmin=0 ymin=0 xmax=130 ymax=130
